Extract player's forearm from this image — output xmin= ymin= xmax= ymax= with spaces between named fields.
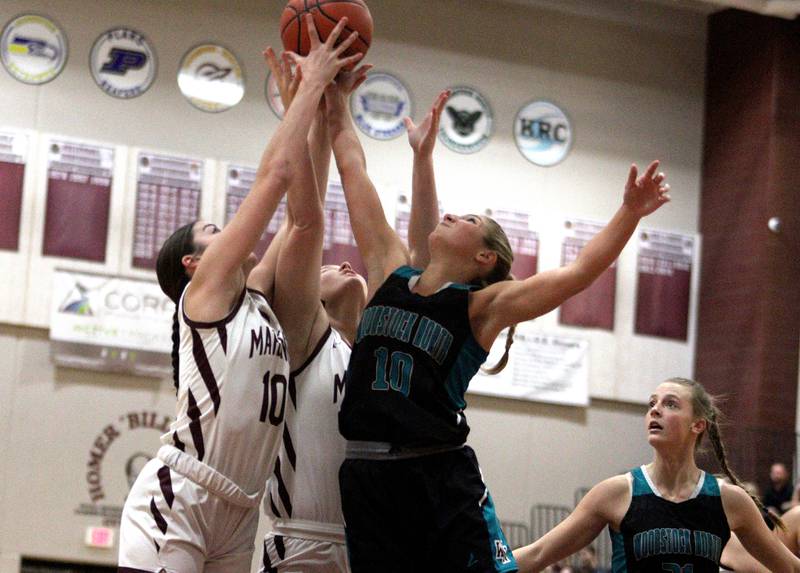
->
xmin=408 ymin=153 xmax=438 ymax=268
xmin=308 ymin=108 xmax=332 ymax=204
xmin=256 ymin=79 xmax=326 ymax=186
xmin=571 ymin=203 xmax=639 ymax=285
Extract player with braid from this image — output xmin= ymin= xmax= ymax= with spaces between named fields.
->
xmin=513 ymin=377 xmax=800 ymax=573
xmin=117 ymin=19 xmax=362 ymax=573
xmin=325 ymin=63 xmax=671 ymax=570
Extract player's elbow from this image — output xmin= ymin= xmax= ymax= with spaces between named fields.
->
xmin=289 ymin=201 xmax=324 ymax=233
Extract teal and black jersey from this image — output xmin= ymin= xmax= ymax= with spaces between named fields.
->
xmin=610 ymin=466 xmax=731 ymax=573
xmin=338 ymin=266 xmax=488 ymax=448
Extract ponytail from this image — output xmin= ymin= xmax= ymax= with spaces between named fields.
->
xmin=169 ymin=275 xmax=190 ymax=394
xmin=706 ymin=411 xmax=785 ymax=531
xmin=156 ymin=221 xmax=197 ymax=393
xmin=481 ymin=323 xmax=515 ymax=375
xmin=476 ymin=215 xmax=516 ymax=376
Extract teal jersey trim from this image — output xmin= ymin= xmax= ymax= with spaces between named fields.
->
xmin=391 ymin=266 xmax=478 ymax=292
xmin=443 ymin=335 xmax=488 ymax=410
xmin=392 ymin=265 xmax=422 ymax=279
xmin=699 ymin=471 xmax=721 ymax=497
xmin=631 ymin=467 xmax=652 ymax=496
xmin=481 ymin=491 xmax=518 ymax=572
xmin=610 ymin=528 xmax=628 ymax=572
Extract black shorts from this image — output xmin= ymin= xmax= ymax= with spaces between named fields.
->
xmin=339 ymin=445 xmax=518 ymax=573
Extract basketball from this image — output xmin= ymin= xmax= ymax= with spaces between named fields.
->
xmin=280 ymin=0 xmax=373 ymax=61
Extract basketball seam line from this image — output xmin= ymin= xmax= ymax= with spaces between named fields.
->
xmin=315 ymin=3 xmax=371 ymax=49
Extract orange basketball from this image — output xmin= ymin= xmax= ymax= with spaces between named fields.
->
xmin=280 ymin=0 xmax=373 ymax=60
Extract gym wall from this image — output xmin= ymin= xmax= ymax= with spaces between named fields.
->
xmin=0 ymin=0 xmax=707 ymax=569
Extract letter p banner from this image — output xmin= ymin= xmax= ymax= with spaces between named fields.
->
xmin=101 ymin=48 xmax=146 ymax=75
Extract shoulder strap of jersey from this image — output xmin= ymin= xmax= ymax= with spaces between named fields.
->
xmin=392 ymin=265 xmax=422 ymax=279
xmin=699 ymin=471 xmax=721 ymax=497
xmin=631 ymin=466 xmax=653 ymax=497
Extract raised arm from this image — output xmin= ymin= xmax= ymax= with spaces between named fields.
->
xmin=404 ymin=90 xmax=449 ymax=269
xmin=471 ymin=161 xmax=669 ymax=347
xmin=273 ymin=62 xmax=371 ymax=366
xmin=185 ymin=19 xmax=361 ymax=322
xmin=723 ymin=483 xmax=800 ymax=572
xmin=513 ymin=476 xmax=628 ymax=572
xmin=326 ymin=76 xmax=409 ymax=298
xmin=246 ymin=48 xmax=301 ymax=302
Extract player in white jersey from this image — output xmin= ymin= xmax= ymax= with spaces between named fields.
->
xmin=118 ymin=20 xmax=363 ymax=573
xmin=259 ymin=44 xmax=450 ymax=573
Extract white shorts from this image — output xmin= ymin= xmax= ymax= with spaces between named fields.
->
xmin=119 ymin=447 xmax=261 ymax=573
xmin=260 ymin=531 xmax=349 ymax=573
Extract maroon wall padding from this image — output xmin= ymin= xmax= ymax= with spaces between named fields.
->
xmin=43 ymin=177 xmax=111 ymax=262
xmin=696 ymin=9 xmax=800 ymax=486
xmin=0 ymin=162 xmax=25 ymax=251
xmin=560 ymin=264 xmax=616 ymax=331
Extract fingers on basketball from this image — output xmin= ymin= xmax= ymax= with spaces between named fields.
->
xmin=280 ymin=0 xmax=373 ymax=61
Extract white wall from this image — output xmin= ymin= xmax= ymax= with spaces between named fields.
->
xmin=0 ymin=0 xmax=707 ymax=568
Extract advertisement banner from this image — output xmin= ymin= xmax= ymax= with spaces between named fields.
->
xmin=470 ymin=325 xmax=589 ymax=406
xmin=50 ymin=269 xmax=173 ymax=376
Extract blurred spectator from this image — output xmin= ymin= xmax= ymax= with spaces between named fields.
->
xmin=763 ymin=462 xmax=794 ymax=515
xmin=574 ymin=545 xmax=604 ymax=573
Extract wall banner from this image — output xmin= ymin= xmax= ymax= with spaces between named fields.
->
xmin=470 ymin=325 xmax=589 ymax=407
xmin=44 ymin=138 xmax=114 ymax=261
xmin=0 ymin=130 xmax=27 ymax=251
xmin=558 ymin=218 xmax=616 ymax=330
xmin=634 ymin=229 xmax=694 ymax=341
xmin=50 ymin=269 xmax=173 ymax=377
xmin=132 ymin=152 xmax=202 ymax=270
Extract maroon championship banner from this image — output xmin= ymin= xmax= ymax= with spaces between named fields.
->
xmin=132 ymin=153 xmax=202 ymax=270
xmin=324 ymin=181 xmax=366 ymax=276
xmin=489 ymin=209 xmax=538 ymax=280
xmin=43 ymin=139 xmax=114 ymax=262
xmin=559 ymin=219 xmax=616 ymax=330
xmin=225 ymin=165 xmax=286 ymax=259
xmin=0 ymin=132 xmax=27 ymax=252
xmin=635 ymin=230 xmax=694 ymax=341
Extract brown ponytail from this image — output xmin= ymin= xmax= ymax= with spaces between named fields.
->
xmin=668 ymin=377 xmax=785 ymax=531
xmin=474 ymin=215 xmax=516 ymax=375
xmin=156 ymin=221 xmax=197 ymax=393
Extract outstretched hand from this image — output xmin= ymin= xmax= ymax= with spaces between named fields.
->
xmin=263 ymin=47 xmax=300 ymax=111
xmin=623 ymin=160 xmax=671 ymax=217
xmin=323 ymin=63 xmax=372 ymax=123
xmin=404 ymin=89 xmax=450 ymax=156
xmin=285 ymin=15 xmax=363 ymax=89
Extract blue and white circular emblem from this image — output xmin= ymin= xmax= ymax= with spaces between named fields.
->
xmin=178 ymin=44 xmax=244 ymax=113
xmin=350 ymin=71 xmax=412 ymax=141
xmin=514 ymin=100 xmax=572 ymax=167
xmin=1 ymin=14 xmax=67 ymax=85
xmin=439 ymin=86 xmax=492 ymax=154
xmin=90 ymin=28 xmax=156 ymax=99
